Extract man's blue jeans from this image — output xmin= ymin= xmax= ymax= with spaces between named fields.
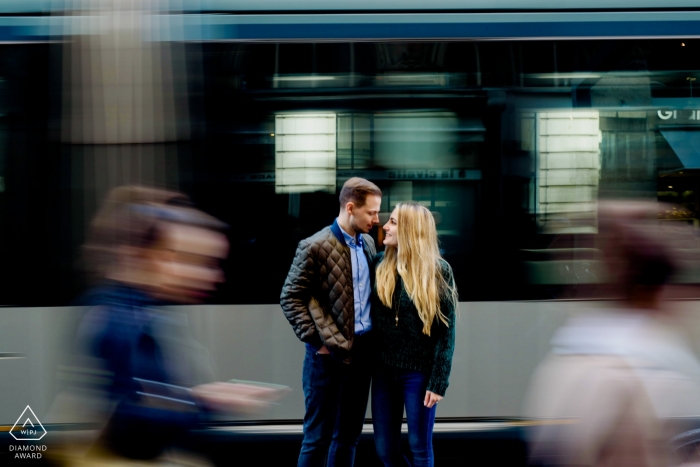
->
xmin=298 ymin=333 xmax=373 ymax=467
xmin=371 ymin=365 xmax=437 ymax=467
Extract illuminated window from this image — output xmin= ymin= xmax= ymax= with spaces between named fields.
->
xmin=534 ymin=111 xmax=601 ymax=234
xmin=275 ymin=114 xmax=337 ymax=194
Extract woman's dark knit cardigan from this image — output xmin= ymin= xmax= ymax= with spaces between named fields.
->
xmin=372 ymin=252 xmax=457 ymax=396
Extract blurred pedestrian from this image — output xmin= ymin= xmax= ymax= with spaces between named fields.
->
xmin=525 ymin=201 xmax=700 ymax=467
xmin=73 ymin=186 xmax=284 ymax=463
xmin=280 ymin=177 xmax=382 ymax=467
xmin=372 ymin=202 xmax=458 ymax=467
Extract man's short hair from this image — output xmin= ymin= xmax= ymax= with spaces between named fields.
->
xmin=339 ymin=177 xmax=382 ymax=208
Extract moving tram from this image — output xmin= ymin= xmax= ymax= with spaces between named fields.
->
xmin=2 ymin=0 xmax=700 ymax=464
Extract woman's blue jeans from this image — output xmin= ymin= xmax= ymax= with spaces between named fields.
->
xmin=371 ymin=365 xmax=437 ymax=467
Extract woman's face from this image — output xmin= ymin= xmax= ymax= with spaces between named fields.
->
xmin=383 ymin=208 xmax=399 ymax=248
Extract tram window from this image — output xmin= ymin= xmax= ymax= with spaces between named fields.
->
xmin=190 ymin=39 xmax=700 ymax=303
xmin=376 ymin=43 xmax=444 ymax=73
xmin=473 ymin=42 xmax=519 ymax=87
xmin=202 ymin=43 xmax=276 ymax=92
xmin=0 ymin=45 xmax=59 ymax=306
xmin=316 ymin=44 xmax=352 ymax=75
xmin=352 ymin=42 xmax=378 ymax=77
xmin=7 ymin=39 xmax=700 ymax=305
xmin=278 ymin=44 xmax=314 ymax=76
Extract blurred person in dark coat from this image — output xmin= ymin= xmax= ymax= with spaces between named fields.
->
xmin=72 ymin=186 xmax=282 ymax=463
xmin=525 ymin=201 xmax=700 ymax=467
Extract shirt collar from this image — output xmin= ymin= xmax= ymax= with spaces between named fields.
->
xmin=336 ymin=218 xmax=364 ymax=248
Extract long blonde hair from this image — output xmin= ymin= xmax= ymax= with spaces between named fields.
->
xmin=376 ymin=202 xmax=458 ymax=335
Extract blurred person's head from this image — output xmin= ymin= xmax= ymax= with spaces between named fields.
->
xmin=338 ymin=177 xmax=382 ymax=235
xmin=598 ymin=201 xmax=678 ymax=309
xmin=377 ymin=202 xmax=457 ymax=335
xmin=85 ymin=186 xmax=228 ymax=304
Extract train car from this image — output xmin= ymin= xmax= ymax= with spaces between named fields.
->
xmin=2 ymin=0 xmax=700 ymax=464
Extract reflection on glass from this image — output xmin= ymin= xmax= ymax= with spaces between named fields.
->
xmin=534 ymin=111 xmax=600 ymax=235
xmin=337 ymin=114 xmax=372 ymax=170
xmin=374 ymin=112 xmax=460 ymax=170
xmin=274 ymin=114 xmax=337 ymax=194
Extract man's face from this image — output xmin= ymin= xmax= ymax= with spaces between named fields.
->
xmin=145 ymin=223 xmax=229 ymax=304
xmin=349 ymin=194 xmax=381 ymax=234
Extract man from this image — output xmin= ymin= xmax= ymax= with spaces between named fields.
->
xmin=281 ymin=177 xmax=382 ymax=467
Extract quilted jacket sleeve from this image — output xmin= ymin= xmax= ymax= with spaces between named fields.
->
xmin=280 ymin=239 xmax=323 ymax=349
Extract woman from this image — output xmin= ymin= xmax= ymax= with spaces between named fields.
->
xmin=372 ymin=202 xmax=458 ymax=467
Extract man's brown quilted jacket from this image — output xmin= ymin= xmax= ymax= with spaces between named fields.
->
xmin=280 ymin=221 xmax=376 ymax=362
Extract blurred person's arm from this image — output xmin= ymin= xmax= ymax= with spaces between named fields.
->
xmin=192 ymin=381 xmax=290 ymax=416
xmin=280 ymin=239 xmax=324 ymax=350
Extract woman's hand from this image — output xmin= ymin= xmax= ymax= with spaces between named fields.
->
xmin=424 ymin=390 xmax=443 ymax=408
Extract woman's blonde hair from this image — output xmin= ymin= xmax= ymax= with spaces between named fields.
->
xmin=376 ymin=202 xmax=458 ymax=335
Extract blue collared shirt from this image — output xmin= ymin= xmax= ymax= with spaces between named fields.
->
xmin=337 ymin=219 xmax=372 ymax=335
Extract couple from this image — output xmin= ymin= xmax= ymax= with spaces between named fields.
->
xmin=280 ymin=177 xmax=458 ymax=467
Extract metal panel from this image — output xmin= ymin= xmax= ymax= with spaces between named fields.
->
xmin=197 ymin=1 xmax=700 ymax=12
xmin=185 ymin=13 xmax=700 ymax=41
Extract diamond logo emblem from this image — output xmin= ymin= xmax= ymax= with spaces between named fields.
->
xmin=9 ymin=406 xmax=46 ymax=441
